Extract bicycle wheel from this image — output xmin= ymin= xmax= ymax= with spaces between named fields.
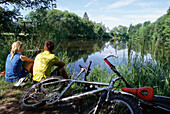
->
xmin=42 ymin=76 xmax=65 ymax=105
xmin=19 ymin=83 xmax=46 ymax=110
xmin=19 ymin=76 xmax=64 ymax=110
xmin=96 ymin=94 xmax=142 ymax=114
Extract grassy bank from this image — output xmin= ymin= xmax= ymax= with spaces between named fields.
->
xmin=0 ymin=36 xmax=169 ymax=112
xmin=88 ymin=57 xmax=170 ymax=96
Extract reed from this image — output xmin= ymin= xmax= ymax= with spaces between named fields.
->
xmin=87 ymin=57 xmax=169 ymax=96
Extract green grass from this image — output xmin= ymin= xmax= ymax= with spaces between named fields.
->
xmin=87 ymin=57 xmax=170 ymax=96
xmin=0 ymin=35 xmax=169 ymax=108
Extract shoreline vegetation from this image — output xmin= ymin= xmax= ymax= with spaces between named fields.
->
xmin=0 ymin=38 xmax=169 ymax=98
xmin=0 ymin=52 xmax=169 ymax=107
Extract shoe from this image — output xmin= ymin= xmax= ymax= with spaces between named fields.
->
xmin=20 ymin=78 xmax=30 ymax=86
xmin=14 ymin=77 xmax=29 ymax=86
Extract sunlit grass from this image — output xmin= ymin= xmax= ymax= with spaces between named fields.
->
xmin=88 ymin=57 xmax=170 ymax=96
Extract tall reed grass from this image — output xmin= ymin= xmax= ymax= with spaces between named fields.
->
xmin=88 ymin=57 xmax=169 ymax=96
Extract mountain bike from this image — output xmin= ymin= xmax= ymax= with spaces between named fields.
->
xmin=19 ymin=54 xmax=170 ymax=114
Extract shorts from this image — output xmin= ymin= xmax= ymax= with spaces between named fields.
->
xmin=5 ymin=68 xmax=29 ymax=83
xmin=20 ymin=68 xmax=29 ymax=78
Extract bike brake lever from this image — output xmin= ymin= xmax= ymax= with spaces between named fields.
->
xmin=103 ymin=54 xmax=118 ymax=59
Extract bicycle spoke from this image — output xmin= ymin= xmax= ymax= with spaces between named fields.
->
xmin=97 ymin=100 xmax=134 ymax=114
xmin=23 ymin=87 xmax=46 ymax=105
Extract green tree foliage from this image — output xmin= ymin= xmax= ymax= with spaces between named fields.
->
xmin=110 ymin=27 xmax=118 ymax=37
xmin=110 ymin=25 xmax=128 ymax=39
xmin=0 ymin=7 xmax=22 ymax=33
xmin=0 ymin=0 xmax=56 ymax=34
xmin=0 ymin=0 xmax=56 ymax=9
xmin=83 ymin=12 xmax=89 ymax=20
xmin=0 ymin=0 xmax=110 ymax=39
xmin=110 ymin=7 xmax=170 ymax=41
xmin=25 ymin=9 xmax=106 ymax=38
xmin=128 ymin=24 xmax=135 ymax=38
xmin=143 ymin=21 xmax=150 ymax=27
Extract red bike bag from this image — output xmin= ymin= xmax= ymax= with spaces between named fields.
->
xmin=122 ymin=87 xmax=154 ymax=101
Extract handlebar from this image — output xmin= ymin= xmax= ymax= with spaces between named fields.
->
xmin=79 ymin=61 xmax=92 ymax=71
xmin=84 ymin=61 xmax=92 ymax=81
xmin=78 ymin=61 xmax=92 ymax=81
xmin=103 ymin=54 xmax=131 ymax=88
xmin=103 ymin=54 xmax=118 ymax=60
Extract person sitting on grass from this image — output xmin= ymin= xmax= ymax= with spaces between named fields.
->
xmin=5 ymin=41 xmax=34 ymax=84
xmin=32 ymin=40 xmax=69 ymax=83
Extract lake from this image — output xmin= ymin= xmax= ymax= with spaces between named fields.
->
xmin=53 ymin=38 xmax=168 ymax=73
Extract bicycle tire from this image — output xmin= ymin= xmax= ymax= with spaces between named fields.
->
xmin=19 ymin=76 xmax=64 ymax=110
xmin=83 ymin=103 xmax=97 ymax=114
xmin=95 ymin=94 xmax=142 ymax=114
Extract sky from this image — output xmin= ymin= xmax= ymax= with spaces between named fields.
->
xmin=2 ymin=0 xmax=170 ymax=30
xmin=56 ymin=0 xmax=170 ymax=29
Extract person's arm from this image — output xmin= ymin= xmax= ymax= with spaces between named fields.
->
xmin=21 ymin=55 xmax=34 ymax=63
xmin=54 ymin=61 xmax=65 ymax=67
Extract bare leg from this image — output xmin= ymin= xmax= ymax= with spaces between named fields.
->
xmin=24 ymin=62 xmax=34 ymax=75
xmin=57 ymin=67 xmax=69 ymax=79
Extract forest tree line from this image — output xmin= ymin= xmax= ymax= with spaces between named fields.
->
xmin=110 ymin=8 xmax=170 ymax=41
xmin=0 ymin=0 xmax=169 ymax=40
xmin=24 ymin=9 xmax=109 ymax=38
xmin=0 ymin=6 xmax=110 ymax=39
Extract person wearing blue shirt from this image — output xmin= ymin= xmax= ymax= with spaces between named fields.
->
xmin=5 ymin=41 xmax=34 ymax=83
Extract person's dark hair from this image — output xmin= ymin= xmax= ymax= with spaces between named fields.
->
xmin=44 ymin=40 xmax=54 ymax=52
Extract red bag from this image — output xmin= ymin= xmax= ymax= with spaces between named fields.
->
xmin=0 ymin=71 xmax=5 ymax=76
xmin=122 ymin=87 xmax=154 ymax=101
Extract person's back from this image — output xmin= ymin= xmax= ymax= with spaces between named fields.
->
xmin=5 ymin=53 xmax=23 ymax=80
xmin=33 ymin=50 xmax=60 ymax=82
xmin=33 ymin=40 xmax=69 ymax=82
xmin=5 ymin=41 xmax=34 ymax=83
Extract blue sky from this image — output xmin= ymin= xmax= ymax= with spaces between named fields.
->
xmin=2 ymin=0 xmax=170 ymax=29
xmin=56 ymin=0 xmax=170 ymax=29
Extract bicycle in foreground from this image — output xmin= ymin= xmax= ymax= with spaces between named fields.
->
xmin=19 ymin=54 xmax=170 ymax=114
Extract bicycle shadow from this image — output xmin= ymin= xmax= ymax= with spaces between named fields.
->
xmin=0 ymin=86 xmax=77 ymax=114
xmin=0 ymin=100 xmax=77 ymax=114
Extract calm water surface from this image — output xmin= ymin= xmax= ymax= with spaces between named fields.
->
xmin=54 ymin=38 xmax=154 ymax=73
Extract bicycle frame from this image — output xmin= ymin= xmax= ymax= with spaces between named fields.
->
xmin=41 ymin=69 xmax=109 ymax=104
xmin=20 ymin=54 xmax=170 ymax=113
xmin=40 ymin=55 xmax=132 ymax=105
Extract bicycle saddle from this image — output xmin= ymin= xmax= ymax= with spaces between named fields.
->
xmin=122 ymin=87 xmax=154 ymax=101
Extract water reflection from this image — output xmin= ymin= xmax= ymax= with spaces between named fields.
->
xmin=53 ymin=38 xmax=154 ymax=73
xmin=56 ymin=38 xmax=170 ymax=74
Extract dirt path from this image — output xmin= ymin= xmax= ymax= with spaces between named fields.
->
xmin=0 ymin=99 xmax=78 ymax=114
xmin=0 ymin=86 xmax=78 ymax=114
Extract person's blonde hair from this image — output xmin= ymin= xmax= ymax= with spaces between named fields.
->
xmin=10 ymin=41 xmax=23 ymax=60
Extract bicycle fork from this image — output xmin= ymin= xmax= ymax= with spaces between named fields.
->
xmin=93 ymin=77 xmax=121 ymax=114
xmin=93 ymin=91 xmax=108 ymax=114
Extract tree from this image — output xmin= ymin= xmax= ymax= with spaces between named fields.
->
xmin=24 ymin=9 xmax=105 ymax=38
xmin=143 ymin=21 xmax=150 ymax=27
xmin=94 ymin=24 xmax=105 ymax=38
xmin=0 ymin=0 xmax=57 ymax=34
xmin=162 ymin=8 xmax=170 ymax=40
xmin=128 ymin=24 xmax=135 ymax=38
xmin=83 ymin=12 xmax=89 ymax=20
xmin=0 ymin=7 xmax=18 ymax=33
xmin=117 ymin=25 xmax=128 ymax=38
xmin=0 ymin=0 xmax=56 ymax=9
